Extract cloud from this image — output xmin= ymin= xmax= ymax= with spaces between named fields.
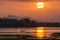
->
xmin=9 ymin=0 xmax=60 ymax=2
xmin=13 ymin=0 xmax=35 ymax=2
xmin=0 ymin=0 xmax=60 ymax=2
xmin=0 ymin=0 xmax=35 ymax=2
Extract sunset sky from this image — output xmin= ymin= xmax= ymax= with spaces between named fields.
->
xmin=0 ymin=0 xmax=60 ymax=22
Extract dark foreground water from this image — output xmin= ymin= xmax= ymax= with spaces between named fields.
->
xmin=0 ymin=27 xmax=60 ymax=40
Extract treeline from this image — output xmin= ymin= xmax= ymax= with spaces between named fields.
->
xmin=0 ymin=18 xmax=60 ymax=28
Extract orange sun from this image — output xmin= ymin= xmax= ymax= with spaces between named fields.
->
xmin=36 ymin=2 xmax=44 ymax=8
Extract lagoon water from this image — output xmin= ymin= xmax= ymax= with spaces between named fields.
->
xmin=0 ymin=27 xmax=60 ymax=38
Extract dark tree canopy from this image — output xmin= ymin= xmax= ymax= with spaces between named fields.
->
xmin=0 ymin=17 xmax=60 ymax=28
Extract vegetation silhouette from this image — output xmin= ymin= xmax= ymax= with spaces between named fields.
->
xmin=50 ymin=32 xmax=60 ymax=39
xmin=0 ymin=17 xmax=60 ymax=28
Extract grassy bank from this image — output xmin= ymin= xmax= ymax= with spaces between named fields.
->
xmin=0 ymin=38 xmax=17 ymax=40
xmin=0 ymin=38 xmax=59 ymax=40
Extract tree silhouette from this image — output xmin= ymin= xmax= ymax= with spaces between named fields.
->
xmin=0 ymin=17 xmax=60 ymax=27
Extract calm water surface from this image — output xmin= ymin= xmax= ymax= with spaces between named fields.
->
xmin=0 ymin=27 xmax=60 ymax=37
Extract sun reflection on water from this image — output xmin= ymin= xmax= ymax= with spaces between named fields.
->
xmin=36 ymin=27 xmax=44 ymax=39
